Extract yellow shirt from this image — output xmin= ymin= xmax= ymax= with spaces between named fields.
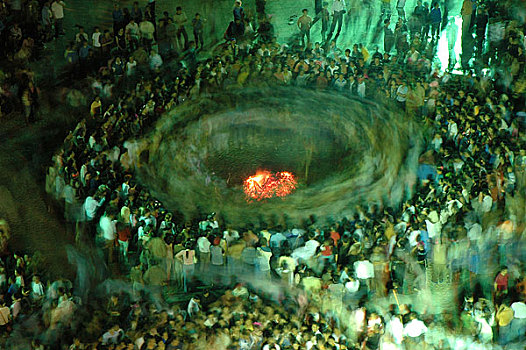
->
xmin=90 ymin=100 xmax=101 ymax=116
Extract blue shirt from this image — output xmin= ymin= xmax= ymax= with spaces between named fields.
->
xmin=269 ymin=232 xmax=287 ymax=248
xmin=430 ymin=8 xmax=441 ymax=23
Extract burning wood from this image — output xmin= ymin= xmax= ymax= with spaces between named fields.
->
xmin=243 ymin=170 xmax=297 ymax=201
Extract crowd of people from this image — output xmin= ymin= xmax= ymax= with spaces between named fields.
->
xmin=1 ymin=0 xmax=525 ymax=349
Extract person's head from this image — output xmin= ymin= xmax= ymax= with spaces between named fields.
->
xmin=195 ymin=12 xmax=200 ymax=19
xmin=235 ymin=0 xmax=242 ymax=7
xmin=500 ymin=267 xmax=508 ymax=275
xmin=176 ymin=6 xmax=182 ymax=13
xmin=302 ymin=8 xmax=308 ymax=15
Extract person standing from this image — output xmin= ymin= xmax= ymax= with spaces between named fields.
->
xmin=461 ymin=0 xmax=474 ymax=40
xmin=130 ymin=1 xmax=142 ymax=23
xmin=327 ymin=0 xmax=346 ymax=42
xmin=319 ymin=2 xmax=330 ymax=42
xmin=21 ymin=81 xmax=39 ymax=125
xmin=233 ymin=0 xmax=244 ymax=21
xmin=139 ymin=18 xmax=155 ymax=51
xmin=383 ymin=19 xmax=394 ymax=54
xmin=116 ymin=222 xmax=131 ymax=264
xmin=403 ymin=313 xmax=428 ymax=350
xmin=494 ymin=267 xmax=509 ymax=302
xmin=413 ymin=0 xmax=425 ymax=34
xmin=92 ymin=26 xmax=102 ymax=56
xmin=173 ymin=6 xmax=188 ymax=50
xmin=176 ymin=246 xmax=196 ymax=292
xmin=41 ymin=1 xmax=53 ymax=41
xmin=297 ymin=9 xmax=313 ymax=47
xmin=314 ymin=0 xmax=323 ymax=19
xmin=191 ymin=13 xmax=204 ymax=50
xmin=30 ymin=275 xmax=45 ymax=303
xmin=396 ymin=0 xmax=406 ymax=22
xmin=50 ymin=0 xmax=66 ymax=38
xmin=210 ymin=242 xmax=225 ymax=269
xmin=396 ymin=80 xmax=408 ymax=110
xmin=420 ymin=2 xmax=430 ymax=39
xmin=429 ymin=1 xmax=441 ymax=41
xmin=112 ymin=3 xmax=125 ymax=35
xmin=197 ymin=234 xmax=211 ymax=272
xmin=99 ymin=212 xmax=116 ymax=265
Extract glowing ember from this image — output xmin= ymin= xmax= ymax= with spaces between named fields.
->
xmin=244 ymin=170 xmax=297 ymax=201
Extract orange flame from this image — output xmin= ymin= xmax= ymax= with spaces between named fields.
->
xmin=244 ymin=170 xmax=297 ymax=201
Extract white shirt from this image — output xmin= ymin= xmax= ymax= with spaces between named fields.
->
xmin=408 ymin=230 xmax=422 ymax=246
xmin=84 ymin=196 xmax=102 ymax=220
xmin=257 ymin=247 xmax=272 ymax=271
xmin=80 ymin=164 xmax=88 ymax=186
xmin=387 ymin=317 xmax=404 ymax=344
xmin=345 ymin=280 xmax=360 ymax=293
xmin=51 ymin=1 xmax=65 ymax=19
xmin=448 ymin=121 xmax=458 ymax=138
xmin=331 ymin=0 xmax=346 ymax=14
xmin=511 ymin=302 xmax=526 ymax=318
xmin=425 ymin=219 xmax=441 ymax=239
xmin=197 ymin=236 xmax=211 ymax=253
xmin=357 ymin=81 xmax=366 ymax=98
xmin=92 ymin=32 xmax=101 ymax=47
xmin=31 ymin=281 xmax=45 ymax=297
xmin=63 ymin=184 xmax=76 ymax=204
xmin=126 ymin=22 xmax=140 ymax=37
xmin=187 ymin=298 xmax=200 ymax=318
xmin=102 ymin=328 xmax=122 ymax=345
xmin=467 ymin=223 xmax=482 ymax=241
xmin=403 ymin=319 xmax=428 ymax=338
xmin=481 ymin=195 xmax=493 ymax=212
xmin=223 ymin=230 xmax=240 ymax=245
xmin=354 ymin=260 xmax=374 ymax=279
xmin=126 ymin=61 xmax=137 ymax=76
xmin=149 ymin=53 xmax=163 ymax=70
xmin=99 ymin=215 xmax=116 ymax=240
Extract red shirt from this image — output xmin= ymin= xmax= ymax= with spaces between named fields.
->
xmin=330 ymin=231 xmax=341 ymax=246
xmin=321 ymin=245 xmax=333 ymax=256
xmin=495 ymin=273 xmax=508 ymax=291
xmin=118 ymin=227 xmax=131 ymax=242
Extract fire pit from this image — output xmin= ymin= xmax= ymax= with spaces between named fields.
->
xmin=243 ymin=171 xmax=297 ymax=201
